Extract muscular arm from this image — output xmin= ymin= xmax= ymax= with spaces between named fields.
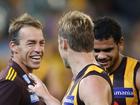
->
xmin=136 ymin=67 xmax=140 ymax=105
xmin=79 ymin=75 xmax=112 ymax=105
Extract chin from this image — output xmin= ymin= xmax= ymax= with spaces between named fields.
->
xmin=65 ymin=64 xmax=71 ymax=69
xmin=63 ymin=60 xmax=71 ymax=69
xmin=33 ymin=65 xmax=40 ymax=69
xmin=29 ymin=64 xmax=40 ymax=69
xmin=104 ymin=66 xmax=110 ymax=70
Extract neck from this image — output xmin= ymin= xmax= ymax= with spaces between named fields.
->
xmin=68 ymin=51 xmax=94 ymax=79
xmin=12 ymin=58 xmax=32 ymax=74
xmin=108 ymin=54 xmax=123 ymax=74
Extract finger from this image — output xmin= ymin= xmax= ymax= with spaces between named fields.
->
xmin=29 ymin=73 xmax=41 ymax=83
xmin=28 ymin=85 xmax=35 ymax=93
xmin=28 ymin=85 xmax=34 ymax=89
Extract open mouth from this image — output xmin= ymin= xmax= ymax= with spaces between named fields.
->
xmin=30 ymin=55 xmax=41 ymax=62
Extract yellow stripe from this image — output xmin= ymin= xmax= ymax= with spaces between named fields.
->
xmin=109 ymin=74 xmax=114 ymax=84
xmin=84 ymin=65 xmax=103 ymax=77
xmin=11 ymin=72 xmax=17 ymax=81
xmin=8 ymin=69 xmax=15 ymax=80
xmin=124 ymin=57 xmax=138 ymax=105
xmin=6 ymin=67 xmax=13 ymax=80
xmin=62 ymin=81 xmax=74 ymax=104
xmin=73 ymin=84 xmax=78 ymax=105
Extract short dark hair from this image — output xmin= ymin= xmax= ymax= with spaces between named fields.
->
xmin=93 ymin=16 xmax=122 ymax=43
xmin=58 ymin=11 xmax=94 ymax=52
xmin=9 ymin=13 xmax=43 ymax=45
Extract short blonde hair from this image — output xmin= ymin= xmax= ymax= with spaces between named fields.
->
xmin=58 ymin=11 xmax=94 ymax=52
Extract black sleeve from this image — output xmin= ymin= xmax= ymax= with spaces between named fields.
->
xmin=0 ymin=80 xmax=22 ymax=105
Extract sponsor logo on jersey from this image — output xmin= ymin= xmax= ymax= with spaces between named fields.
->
xmin=114 ymin=87 xmax=134 ymax=98
xmin=64 ymin=95 xmax=74 ymax=105
xmin=30 ymin=93 xmax=39 ymax=103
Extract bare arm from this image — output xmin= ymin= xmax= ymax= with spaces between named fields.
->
xmin=79 ymin=75 xmax=112 ymax=105
xmin=136 ymin=67 xmax=140 ymax=105
xmin=28 ymin=73 xmax=61 ymax=105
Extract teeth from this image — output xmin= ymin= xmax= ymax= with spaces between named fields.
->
xmin=32 ymin=57 xmax=40 ymax=59
xmin=31 ymin=56 xmax=41 ymax=59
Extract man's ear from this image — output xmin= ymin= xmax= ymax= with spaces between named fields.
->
xmin=9 ymin=41 xmax=18 ymax=53
xmin=59 ymin=36 xmax=69 ymax=50
xmin=63 ymin=39 xmax=68 ymax=50
xmin=118 ymin=37 xmax=124 ymax=53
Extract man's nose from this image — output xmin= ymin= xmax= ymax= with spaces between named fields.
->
xmin=98 ymin=52 xmax=107 ymax=59
xmin=34 ymin=44 xmax=42 ymax=52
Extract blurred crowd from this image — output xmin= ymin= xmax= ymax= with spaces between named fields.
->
xmin=0 ymin=0 xmax=140 ymax=100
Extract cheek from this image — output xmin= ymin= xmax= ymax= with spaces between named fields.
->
xmin=17 ymin=47 xmax=24 ymax=55
xmin=20 ymin=50 xmax=28 ymax=59
xmin=20 ymin=48 xmax=31 ymax=57
xmin=111 ymin=50 xmax=119 ymax=60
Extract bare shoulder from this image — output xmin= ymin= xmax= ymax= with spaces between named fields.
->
xmin=79 ymin=75 xmax=112 ymax=105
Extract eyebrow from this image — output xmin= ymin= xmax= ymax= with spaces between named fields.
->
xmin=26 ymin=40 xmax=36 ymax=43
xmin=27 ymin=39 xmax=45 ymax=42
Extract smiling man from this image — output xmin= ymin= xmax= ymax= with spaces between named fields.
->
xmin=0 ymin=13 xmax=46 ymax=105
xmin=93 ymin=16 xmax=140 ymax=105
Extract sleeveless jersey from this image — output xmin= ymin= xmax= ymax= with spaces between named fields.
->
xmin=62 ymin=64 xmax=113 ymax=105
xmin=109 ymin=57 xmax=140 ymax=105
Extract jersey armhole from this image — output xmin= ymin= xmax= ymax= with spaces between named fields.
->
xmin=77 ymin=70 xmax=114 ymax=105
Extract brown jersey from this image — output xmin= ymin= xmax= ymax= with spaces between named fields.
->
xmin=0 ymin=60 xmax=46 ymax=105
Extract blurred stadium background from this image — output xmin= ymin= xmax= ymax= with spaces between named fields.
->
xmin=0 ymin=0 xmax=140 ymax=100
